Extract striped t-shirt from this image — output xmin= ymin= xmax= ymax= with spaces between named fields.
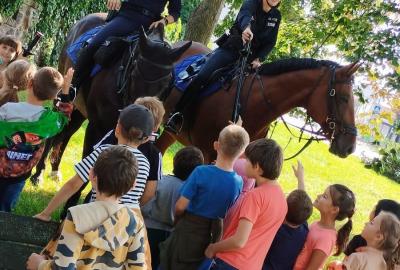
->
xmin=74 ymin=144 xmax=150 ymax=208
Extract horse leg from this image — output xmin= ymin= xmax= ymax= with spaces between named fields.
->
xmin=49 ymin=109 xmax=86 ymax=182
xmin=30 ymin=138 xmax=54 ymax=186
xmin=155 ymin=132 xmax=177 ymax=155
xmin=59 ymin=120 xmax=99 ymax=219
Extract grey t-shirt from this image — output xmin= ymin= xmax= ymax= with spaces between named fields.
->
xmin=141 ymin=174 xmax=184 ymax=231
xmin=0 ymin=102 xmax=45 ymax=122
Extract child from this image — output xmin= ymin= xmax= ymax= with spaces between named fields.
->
xmin=26 ymin=146 xmax=148 ymax=269
xmin=94 ymin=96 xmax=166 ymax=205
xmin=263 ymin=161 xmax=313 ymax=270
xmin=34 ymin=103 xmax=154 ymax=221
xmin=344 ymin=199 xmax=400 ymax=256
xmin=141 ymin=146 xmax=204 ymax=270
xmin=0 ymin=59 xmax=36 ymax=106
xmin=160 ymin=124 xmax=250 ymax=270
xmin=0 ymin=35 xmax=23 ymax=88
xmin=0 ymin=66 xmax=73 ymax=212
xmin=343 ymin=211 xmax=400 ymax=270
xmin=205 ymin=138 xmax=287 ymax=270
xmin=293 ymin=183 xmax=356 ymax=270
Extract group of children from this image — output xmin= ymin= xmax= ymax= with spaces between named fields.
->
xmin=0 ymin=34 xmax=399 ymax=270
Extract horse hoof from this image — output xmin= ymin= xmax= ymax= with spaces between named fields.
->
xmin=49 ymin=171 xmax=62 ymax=182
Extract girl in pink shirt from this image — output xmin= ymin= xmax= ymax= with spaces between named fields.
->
xmin=294 ymin=184 xmax=356 ymax=270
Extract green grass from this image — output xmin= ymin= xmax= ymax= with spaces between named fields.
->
xmin=14 ymin=121 xmax=400 ymax=263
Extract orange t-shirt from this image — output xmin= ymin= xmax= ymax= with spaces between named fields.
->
xmin=216 ymin=182 xmax=287 ymax=270
xmin=293 ymin=222 xmax=337 ymax=270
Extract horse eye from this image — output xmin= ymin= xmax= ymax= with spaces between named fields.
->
xmin=340 ymin=96 xmax=349 ymax=103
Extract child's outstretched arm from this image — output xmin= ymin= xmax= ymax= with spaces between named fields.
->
xmin=292 ymin=160 xmax=305 ymax=191
xmin=34 ymin=174 xmax=84 ymax=221
xmin=205 ymin=218 xmax=253 ymax=258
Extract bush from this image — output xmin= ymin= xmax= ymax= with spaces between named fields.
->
xmin=364 ymin=144 xmax=400 ymax=183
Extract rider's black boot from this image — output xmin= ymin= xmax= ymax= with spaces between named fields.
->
xmin=165 ymin=81 xmax=203 ymax=134
xmin=69 ymin=46 xmax=96 ymax=97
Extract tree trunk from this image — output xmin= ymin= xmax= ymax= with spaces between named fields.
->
xmin=184 ymin=0 xmax=225 ymax=45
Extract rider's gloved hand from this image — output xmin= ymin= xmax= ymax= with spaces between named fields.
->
xmin=251 ymin=58 xmax=261 ymax=69
xmin=242 ymin=26 xmax=254 ymax=44
xmin=107 ymin=0 xmax=121 ymax=11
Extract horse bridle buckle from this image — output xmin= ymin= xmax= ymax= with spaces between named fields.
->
xmin=329 ymin=121 xmax=336 ymax=130
xmin=329 ymin=88 xmax=336 ymax=96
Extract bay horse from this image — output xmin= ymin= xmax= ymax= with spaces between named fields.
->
xmin=157 ymin=43 xmax=360 ymax=163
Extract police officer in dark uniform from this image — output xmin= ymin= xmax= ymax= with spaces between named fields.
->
xmin=166 ymin=0 xmax=281 ymax=133
xmin=70 ymin=0 xmax=181 ymax=94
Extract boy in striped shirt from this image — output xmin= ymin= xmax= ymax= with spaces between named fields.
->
xmin=34 ymin=103 xmax=154 ymax=220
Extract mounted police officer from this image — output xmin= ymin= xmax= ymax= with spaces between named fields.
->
xmin=166 ymin=0 xmax=281 ymax=134
xmin=69 ymin=0 xmax=181 ymax=96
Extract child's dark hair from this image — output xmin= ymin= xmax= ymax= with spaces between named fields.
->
xmin=0 ymin=35 xmax=22 ymax=61
xmin=32 ymin=67 xmax=63 ymax=100
xmin=173 ymin=146 xmax=204 ymax=180
xmin=244 ymin=138 xmax=283 ymax=180
xmin=93 ymin=146 xmax=138 ymax=197
xmin=286 ymin=190 xmax=313 ymax=225
xmin=378 ymin=212 xmax=400 ymax=270
xmin=374 ymin=199 xmax=400 ymax=220
xmin=330 ymin=184 xmax=356 ymax=256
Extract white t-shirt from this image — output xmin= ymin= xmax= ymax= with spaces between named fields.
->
xmin=74 ymin=144 xmax=150 ymax=208
xmin=0 ymin=102 xmax=45 ymax=122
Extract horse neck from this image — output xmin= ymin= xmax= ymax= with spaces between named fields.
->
xmin=245 ymin=68 xmax=324 ymax=134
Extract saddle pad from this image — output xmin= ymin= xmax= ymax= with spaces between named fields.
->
xmin=174 ymin=54 xmax=236 ymax=97
xmin=66 ymin=26 xmax=138 ymax=77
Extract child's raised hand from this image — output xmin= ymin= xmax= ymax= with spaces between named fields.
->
xmin=62 ymin=68 xmax=74 ymax=94
xmin=292 ymin=160 xmax=305 ymax=190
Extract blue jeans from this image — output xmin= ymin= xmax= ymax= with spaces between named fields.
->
xmin=210 ymin=258 xmax=238 ymax=270
xmin=0 ymin=178 xmax=26 ymax=212
xmin=88 ymin=12 xmax=152 ymax=49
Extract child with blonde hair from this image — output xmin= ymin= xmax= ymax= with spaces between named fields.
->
xmin=342 ymin=211 xmax=400 ymax=270
xmin=293 ymin=183 xmax=356 ymax=270
xmin=0 ymin=59 xmax=36 ymax=106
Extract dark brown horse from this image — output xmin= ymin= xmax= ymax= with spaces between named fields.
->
xmin=31 ymin=13 xmax=192 ymax=182
xmin=157 ymin=42 xmax=360 ymax=163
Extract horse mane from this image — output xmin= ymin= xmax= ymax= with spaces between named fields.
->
xmin=259 ymin=58 xmax=342 ymax=76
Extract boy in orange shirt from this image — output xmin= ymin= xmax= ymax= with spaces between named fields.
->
xmin=205 ymin=138 xmax=287 ymax=270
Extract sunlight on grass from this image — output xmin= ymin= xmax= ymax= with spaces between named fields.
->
xmin=14 ymin=121 xmax=399 ymax=264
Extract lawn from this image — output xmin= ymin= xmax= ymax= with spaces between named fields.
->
xmin=14 ymin=121 xmax=400 ymax=261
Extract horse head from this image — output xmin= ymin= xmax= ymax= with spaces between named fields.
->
xmin=307 ymin=62 xmax=360 ymax=158
xmin=128 ymin=26 xmax=191 ymax=101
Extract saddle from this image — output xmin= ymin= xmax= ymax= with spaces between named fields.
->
xmin=174 ymin=54 xmax=239 ymax=98
xmin=67 ymin=26 xmax=139 ymax=77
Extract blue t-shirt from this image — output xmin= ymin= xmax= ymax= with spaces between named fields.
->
xmin=263 ymin=223 xmax=309 ymax=270
xmin=180 ymin=165 xmax=243 ymax=219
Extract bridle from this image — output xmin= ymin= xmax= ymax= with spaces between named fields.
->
xmin=325 ymin=66 xmax=357 ymax=142
xmin=117 ymin=38 xmax=173 ymax=105
xmin=243 ymin=64 xmax=357 ymax=160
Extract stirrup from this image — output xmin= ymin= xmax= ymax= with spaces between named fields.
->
xmin=165 ymin=112 xmax=184 ymax=135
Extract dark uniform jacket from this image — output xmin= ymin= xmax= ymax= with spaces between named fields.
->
xmin=222 ymin=0 xmax=281 ymax=62
xmin=121 ymin=0 xmax=181 ymax=21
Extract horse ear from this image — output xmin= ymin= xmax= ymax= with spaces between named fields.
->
xmin=169 ymin=41 xmax=192 ymax=62
xmin=345 ymin=61 xmax=361 ymax=76
xmin=139 ymin=26 xmax=151 ymax=49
